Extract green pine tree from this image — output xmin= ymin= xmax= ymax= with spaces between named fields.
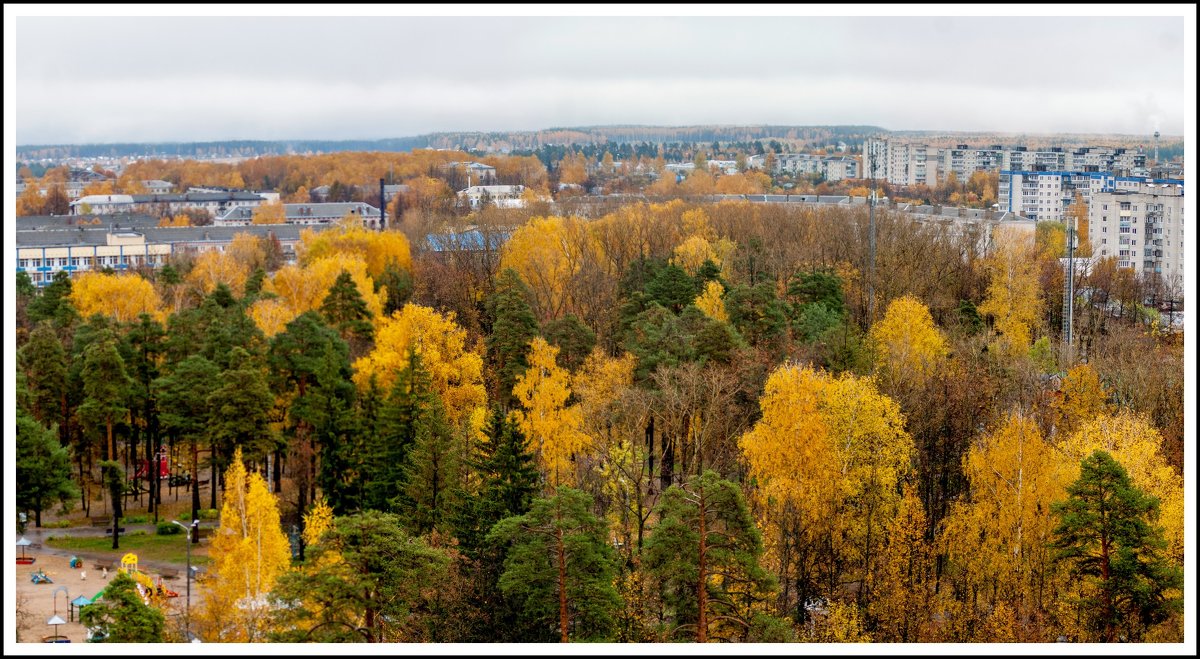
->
xmin=320 ymin=270 xmax=375 ymax=355
xmin=1050 ymin=450 xmax=1183 ymax=642
xmin=542 ymin=313 xmax=596 ymax=372
xmin=16 ymin=410 xmax=78 ymax=528
xmin=79 ymin=572 xmax=166 ymax=642
xmin=644 ymin=470 xmax=782 ymax=642
xmin=487 ymin=487 xmax=621 ymax=642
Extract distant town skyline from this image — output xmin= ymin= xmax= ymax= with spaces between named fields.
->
xmin=9 ymin=8 xmax=1192 ymax=145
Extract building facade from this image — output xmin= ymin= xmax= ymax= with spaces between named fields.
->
xmin=1088 ymin=182 xmax=1185 ymax=293
xmin=70 ymin=191 xmax=266 ymax=217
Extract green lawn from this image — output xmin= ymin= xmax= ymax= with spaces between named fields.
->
xmin=46 ymin=532 xmax=212 ymax=567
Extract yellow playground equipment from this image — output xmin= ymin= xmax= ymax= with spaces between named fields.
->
xmin=116 ymin=553 xmax=179 ymax=604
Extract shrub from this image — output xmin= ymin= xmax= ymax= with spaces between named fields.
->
xmin=156 ymin=522 xmax=181 ymax=536
xmin=125 ymin=514 xmax=149 ymax=524
xmin=198 ymin=508 xmax=219 ymax=520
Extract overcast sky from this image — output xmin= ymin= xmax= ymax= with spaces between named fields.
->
xmin=11 ymin=12 xmax=1190 ymax=145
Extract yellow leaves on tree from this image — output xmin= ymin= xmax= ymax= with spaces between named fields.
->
xmin=672 ymin=235 xmax=718 ymax=276
xmin=694 ymin=280 xmax=729 ymax=323
xmin=249 ymin=255 xmax=385 ymax=337
xmin=572 ymin=348 xmax=637 ymax=435
xmin=187 ymin=248 xmax=250 ymax=298
xmin=251 ymin=200 xmax=286 ymax=225
xmin=352 ymin=303 xmax=485 ymax=428
xmin=69 ymin=271 xmax=164 ymax=323
xmin=200 ymin=448 xmax=290 ymax=643
xmin=558 ymin=152 xmax=589 ymax=185
xmin=714 ymin=172 xmax=765 ymax=195
xmin=868 ymin=295 xmax=948 ymax=384
xmin=298 ymin=225 xmax=412 ymax=279
xmin=1059 ymin=411 xmax=1184 ymax=564
xmin=978 ymin=225 xmax=1043 ymax=358
xmin=680 ymin=169 xmax=716 ymax=196
xmin=740 ymin=363 xmax=912 ymax=582
xmin=868 ymin=485 xmax=935 ymax=642
xmin=158 ymin=214 xmax=192 ymax=227
xmin=512 ymin=337 xmax=590 ymax=487
xmin=739 ymin=364 xmax=837 ymax=524
xmin=302 ymin=496 xmax=335 ymax=548
xmin=943 ymin=411 xmax=1072 ymax=612
xmin=1051 ymin=363 xmax=1109 ymax=438
xmin=227 ymin=232 xmax=268 ymax=272
xmin=499 ymin=216 xmax=590 ymax=320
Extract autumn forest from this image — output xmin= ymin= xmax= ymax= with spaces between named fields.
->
xmin=14 ymin=149 xmax=1185 ymax=644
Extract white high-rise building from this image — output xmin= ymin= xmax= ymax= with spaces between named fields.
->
xmin=1088 ymin=182 xmax=1185 ymax=294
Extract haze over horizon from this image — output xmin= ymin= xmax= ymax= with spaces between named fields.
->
xmin=12 ymin=13 xmax=1187 ymax=145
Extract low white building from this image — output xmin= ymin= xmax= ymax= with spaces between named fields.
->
xmin=215 ymin=202 xmax=381 ymax=227
xmin=70 ymin=191 xmax=266 ymax=217
xmin=458 ymin=185 xmax=527 ymax=210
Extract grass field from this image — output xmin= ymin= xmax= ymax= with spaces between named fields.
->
xmin=46 ymin=532 xmax=212 ymax=566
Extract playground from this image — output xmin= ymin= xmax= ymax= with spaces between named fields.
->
xmin=15 ymin=549 xmax=208 ymax=643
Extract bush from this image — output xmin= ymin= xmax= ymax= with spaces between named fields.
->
xmin=198 ymin=508 xmax=219 ymax=521
xmin=125 ymin=514 xmax=149 ymax=524
xmin=43 ymin=520 xmax=72 ymax=529
xmin=156 ymin=522 xmax=181 ymax=536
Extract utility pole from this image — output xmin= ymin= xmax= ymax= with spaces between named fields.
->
xmin=173 ymin=519 xmax=199 ymax=641
xmin=868 ymin=139 xmax=878 ymax=326
xmin=1062 ymin=212 xmax=1076 ymax=363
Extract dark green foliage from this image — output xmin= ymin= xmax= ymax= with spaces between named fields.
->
xmin=691 ymin=314 xmax=745 ymax=366
xmin=16 ymin=411 xmax=77 ymax=528
xmin=157 ymin=263 xmax=181 ymax=286
xmin=1050 ymin=450 xmax=1182 ymax=642
xmin=100 ymin=460 xmax=124 ymax=549
xmin=787 ymin=269 xmax=845 ymax=318
xmin=399 ymin=374 xmax=462 ymax=536
xmin=243 ymin=267 xmax=267 ymax=300
xmin=77 ymin=338 xmax=133 ymax=461
xmin=486 ymin=269 xmax=540 ymax=407
xmin=27 ymin=270 xmax=79 ymax=329
xmin=16 ymin=270 xmax=37 ymax=297
xmin=153 ymin=354 xmax=221 ymax=521
xmin=624 ymin=304 xmax=692 ymax=383
xmin=955 ymin=298 xmax=984 ymax=335
xmin=375 ymin=263 xmax=413 ymax=316
xmin=320 ymin=270 xmax=375 ymax=351
xmin=18 ymin=322 xmax=68 ymax=430
xmin=645 ymin=263 xmax=697 ymax=314
xmin=208 ymin=282 xmax=237 ymax=309
xmin=793 ymin=301 xmax=843 ymax=344
xmin=542 ymin=313 xmax=596 ymax=372
xmin=487 ymin=487 xmax=621 ymax=642
xmin=644 ymin=470 xmax=779 ymax=642
xmin=724 ymin=282 xmax=790 ymax=348
xmin=452 ymin=407 xmax=541 ymax=557
xmin=207 ymin=347 xmax=276 ymax=469
xmin=79 ymin=572 xmax=166 ymax=642
xmin=156 ymin=521 xmax=181 ymax=535
xmin=693 ymin=259 xmax=723 ymax=288
xmin=268 ymin=511 xmax=451 ymax=643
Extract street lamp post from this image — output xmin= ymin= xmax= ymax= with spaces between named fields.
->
xmin=172 ymin=519 xmax=199 ymax=640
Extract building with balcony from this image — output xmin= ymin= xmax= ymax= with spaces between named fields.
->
xmin=1088 ymin=182 xmax=1185 ymax=294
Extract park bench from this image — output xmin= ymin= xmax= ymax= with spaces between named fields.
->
xmin=159 ymin=567 xmax=180 ymax=580
xmin=89 ymin=516 xmax=111 ymax=528
xmin=103 ymin=526 xmax=127 ymax=535
xmin=93 ymin=559 xmax=115 ymax=571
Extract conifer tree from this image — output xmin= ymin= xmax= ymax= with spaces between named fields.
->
xmin=486 ymin=269 xmax=540 ymax=407
xmin=320 ymin=269 xmax=375 ymax=356
xmin=1050 ymin=450 xmax=1182 ymax=642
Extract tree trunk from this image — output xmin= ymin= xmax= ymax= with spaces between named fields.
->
xmin=557 ymin=524 xmax=569 ymax=643
xmin=697 ymin=485 xmax=708 ymax=643
xmin=35 ymin=508 xmax=42 ymax=528
xmin=106 ymin=419 xmax=114 ymax=462
xmin=191 ymin=439 xmax=201 ymax=542
xmin=273 ymin=448 xmax=283 ymax=493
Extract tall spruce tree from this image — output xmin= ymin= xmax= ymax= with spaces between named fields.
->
xmin=154 ymin=354 xmax=221 ymax=528
xmin=486 ymin=269 xmax=540 ymax=408
xmin=320 ymin=270 xmax=374 ymax=356
xmin=16 ymin=410 xmax=77 ymax=528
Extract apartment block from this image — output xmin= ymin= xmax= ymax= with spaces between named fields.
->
xmin=1089 ymin=182 xmax=1185 ymax=293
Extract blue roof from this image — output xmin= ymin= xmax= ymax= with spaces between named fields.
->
xmin=425 ymin=229 xmax=511 ymax=252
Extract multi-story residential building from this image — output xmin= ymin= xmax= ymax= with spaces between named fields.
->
xmin=999 ymin=171 xmax=1183 ymax=222
xmin=1088 ymin=182 xmax=1185 ymax=293
xmin=867 ymin=139 xmax=1152 ymax=188
xmin=214 ymin=202 xmax=381 ymax=227
xmin=444 ymin=161 xmax=498 ymax=186
xmin=70 ymin=191 xmax=266 ymax=217
xmin=15 ymin=224 xmax=322 ymax=286
xmin=745 ymin=154 xmax=861 ymax=181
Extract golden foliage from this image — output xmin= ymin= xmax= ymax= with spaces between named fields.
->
xmin=247 ymin=297 xmax=294 ymax=338
xmin=251 ymin=200 xmax=286 ymax=225
xmin=943 ymin=411 xmax=1072 ymax=612
xmin=298 ymin=225 xmax=412 ymax=279
xmin=694 ymin=280 xmax=728 ymax=323
xmin=227 ymin=232 xmax=268 ymax=272
xmin=157 ymin=214 xmax=192 ymax=227
xmin=671 ymin=235 xmax=717 ymax=276
xmin=352 ymin=303 xmax=486 ymax=428
xmin=69 ymin=271 xmax=164 ymax=323
xmin=869 ymin=295 xmax=948 ymax=383
xmin=499 ymin=215 xmax=592 ymax=320
xmin=978 ymin=225 xmax=1043 ymax=358
xmin=1051 ymin=363 xmax=1109 ymax=438
xmin=302 ymin=497 xmax=335 ymax=547
xmin=186 ymin=248 xmax=251 ymax=298
xmin=512 ymin=337 xmax=590 ymax=487
xmin=200 ymin=448 xmax=291 ymax=642
xmin=249 ymin=254 xmax=385 ymax=336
